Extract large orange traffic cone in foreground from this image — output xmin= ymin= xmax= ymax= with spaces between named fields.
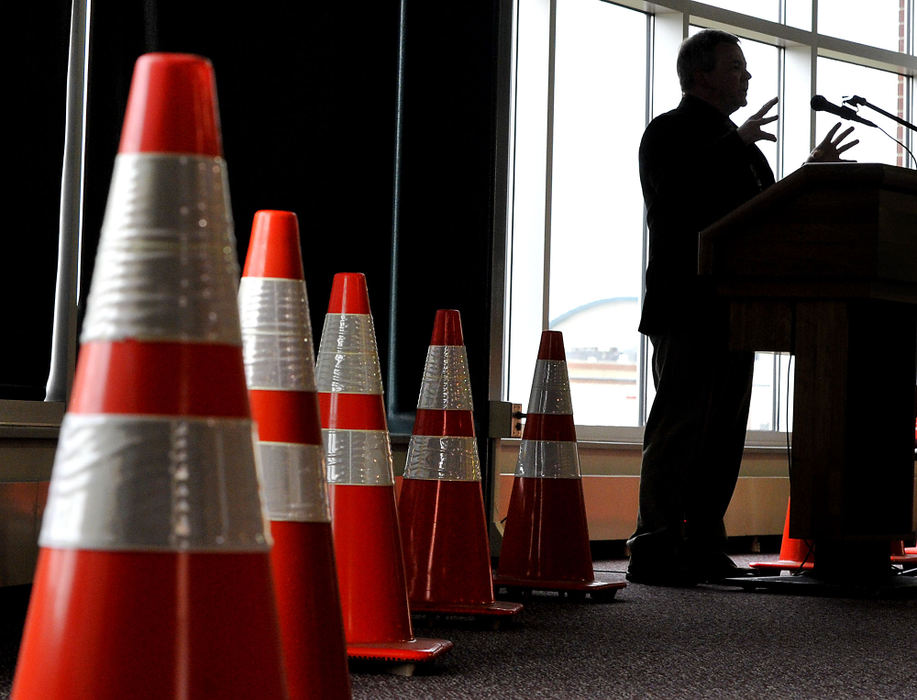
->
xmin=494 ymin=330 xmax=625 ymax=600
xmin=751 ymin=499 xmax=917 ymax=573
xmin=398 ymin=310 xmax=522 ymax=619
xmin=12 ymin=53 xmax=286 ymax=698
xmin=316 ymin=272 xmax=452 ymax=669
xmin=240 ymin=210 xmax=351 ymax=699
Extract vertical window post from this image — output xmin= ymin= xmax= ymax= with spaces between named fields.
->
xmin=45 ymin=0 xmax=90 ymax=404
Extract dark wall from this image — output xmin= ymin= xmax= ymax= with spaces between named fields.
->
xmin=7 ymin=1 xmax=504 ymax=473
xmin=388 ymin=3 xmax=502 ymax=435
xmin=72 ymin=1 xmax=401 ymax=368
xmin=3 ymin=3 xmax=71 ymax=398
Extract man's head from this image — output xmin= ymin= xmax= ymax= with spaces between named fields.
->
xmin=677 ymin=29 xmax=750 ymax=115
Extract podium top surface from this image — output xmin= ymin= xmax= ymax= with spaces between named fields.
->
xmin=698 ymin=162 xmax=917 ymax=300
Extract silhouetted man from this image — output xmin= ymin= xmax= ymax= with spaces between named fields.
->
xmin=627 ymin=29 xmax=857 ymax=586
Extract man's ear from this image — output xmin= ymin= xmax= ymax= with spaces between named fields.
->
xmin=693 ymin=69 xmax=711 ymax=91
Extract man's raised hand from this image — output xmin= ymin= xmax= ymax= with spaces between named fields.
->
xmin=737 ymin=96 xmax=779 ymax=145
xmin=807 ymin=122 xmax=859 ymax=162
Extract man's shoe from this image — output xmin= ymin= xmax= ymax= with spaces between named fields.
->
xmin=694 ymin=551 xmax=757 ymax=583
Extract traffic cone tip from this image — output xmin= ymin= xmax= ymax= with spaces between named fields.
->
xmin=242 ymin=210 xmax=306 ymax=280
xmin=537 ymin=330 xmax=567 ymax=362
xmin=431 ymin=309 xmax=464 ymax=346
xmin=118 ymin=53 xmax=222 ymax=157
xmin=327 ymin=272 xmax=371 ymax=315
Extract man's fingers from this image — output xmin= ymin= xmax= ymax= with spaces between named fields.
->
xmin=818 ymin=122 xmax=842 ymax=146
xmin=752 ymin=96 xmax=779 ymax=118
xmin=832 ymin=126 xmax=855 ymax=145
xmin=757 ymin=114 xmax=779 ymax=126
xmin=836 ymin=139 xmax=859 ymax=154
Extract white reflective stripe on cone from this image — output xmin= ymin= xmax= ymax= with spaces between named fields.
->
xmin=40 ymin=414 xmax=270 ymax=552
xmin=315 ymin=313 xmax=383 ymax=394
xmin=402 ymin=435 xmax=481 ymax=481
xmin=323 ymin=428 xmax=394 ymax=485
xmin=239 ymin=277 xmax=316 ymax=391
xmin=527 ymin=360 xmax=574 ymax=415
xmin=82 ymin=154 xmax=240 ymax=345
xmin=256 ymin=442 xmax=330 ymax=522
xmin=416 ymin=346 xmax=473 ymax=411
xmin=514 ymin=439 xmax=581 ymax=479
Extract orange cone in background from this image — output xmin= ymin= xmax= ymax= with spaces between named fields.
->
xmin=398 ymin=310 xmax=522 ymax=619
xmin=494 ymin=330 xmax=626 ymax=600
xmin=316 ymin=272 xmax=452 ymax=670
xmin=890 ymin=540 xmax=917 ymax=565
xmin=751 ymin=499 xmax=917 ymax=572
xmin=11 ymin=54 xmax=286 ymax=698
xmin=240 ymin=210 xmax=351 ymax=699
xmin=750 ymin=500 xmax=815 ymax=573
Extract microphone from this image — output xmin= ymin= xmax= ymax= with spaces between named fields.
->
xmin=810 ymin=95 xmax=876 ymax=127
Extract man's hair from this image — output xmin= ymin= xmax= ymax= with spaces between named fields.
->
xmin=676 ymin=29 xmax=740 ymax=92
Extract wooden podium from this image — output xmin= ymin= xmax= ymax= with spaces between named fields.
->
xmin=699 ymin=162 xmax=917 ymax=589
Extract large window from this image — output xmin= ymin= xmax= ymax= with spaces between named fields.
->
xmin=818 ymin=0 xmax=903 ymax=52
xmin=816 ymin=58 xmax=906 ymax=165
xmin=508 ymin=0 xmax=649 ymax=431
xmin=502 ymin=0 xmax=917 ymax=440
xmin=548 ymin=0 xmax=647 ymax=427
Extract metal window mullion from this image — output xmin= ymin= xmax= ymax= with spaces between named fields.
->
xmin=491 ymin=0 xmax=520 ymax=402
xmin=639 ymin=10 xmax=654 ymax=428
xmin=387 ymin=0 xmax=408 ymax=416
xmin=809 ymin=27 xmax=818 ymax=153
xmin=542 ymin=0 xmax=558 ymax=331
xmin=776 ymin=43 xmax=786 ymax=180
xmin=45 ymin=0 xmax=91 ymax=404
xmin=771 ymin=9 xmax=787 ymax=432
xmin=909 ymin=0 xmax=915 ymax=166
xmin=773 ymin=353 xmax=782 ymax=431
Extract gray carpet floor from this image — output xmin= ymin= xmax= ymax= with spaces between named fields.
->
xmin=2 ymin=555 xmax=915 ymax=699
xmin=350 ymin=555 xmax=917 ymax=699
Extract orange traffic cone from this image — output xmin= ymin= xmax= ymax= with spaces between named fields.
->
xmin=751 ymin=499 xmax=917 ymax=572
xmin=494 ymin=330 xmax=625 ymax=600
xmin=316 ymin=272 xmax=452 ymax=669
xmin=240 ymin=210 xmax=351 ymax=699
xmin=891 ymin=540 xmax=917 ymax=565
xmin=11 ymin=53 xmax=286 ymax=698
xmin=750 ymin=500 xmax=815 ymax=573
xmin=398 ymin=309 xmax=522 ymax=619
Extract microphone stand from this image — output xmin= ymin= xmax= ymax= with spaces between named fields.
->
xmin=844 ymin=95 xmax=917 ymax=133
xmin=843 ymin=95 xmax=917 ymax=167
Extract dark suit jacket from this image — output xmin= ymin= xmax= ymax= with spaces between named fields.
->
xmin=638 ymin=94 xmax=775 ymax=335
